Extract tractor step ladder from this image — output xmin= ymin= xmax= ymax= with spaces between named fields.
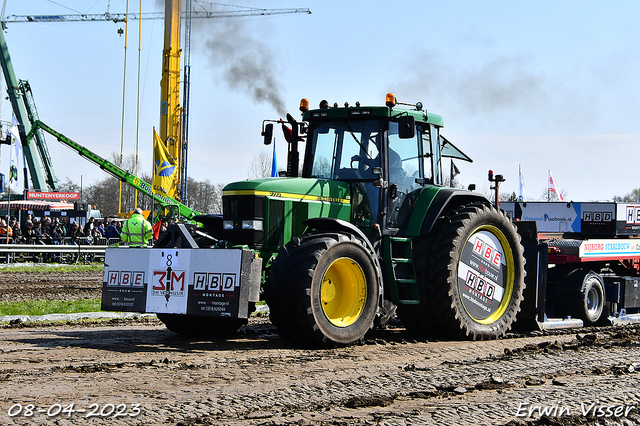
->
xmin=386 ymin=236 xmax=420 ymax=304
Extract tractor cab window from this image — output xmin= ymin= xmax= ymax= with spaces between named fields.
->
xmin=387 ymin=122 xmax=422 ymax=194
xmin=305 ymin=120 xmax=383 ymax=230
xmin=421 ymin=124 xmax=442 ymax=186
xmin=385 ymin=122 xmax=443 ymax=228
xmin=386 ymin=121 xmax=423 ymax=228
xmin=306 ymin=120 xmax=381 ymax=181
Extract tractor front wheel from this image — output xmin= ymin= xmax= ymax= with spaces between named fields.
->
xmin=265 ymin=233 xmax=380 ymax=347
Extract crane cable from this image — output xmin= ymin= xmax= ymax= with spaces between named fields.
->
xmin=118 ymin=0 xmax=129 ymax=216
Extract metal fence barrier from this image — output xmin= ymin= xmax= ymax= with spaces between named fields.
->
xmin=0 ymin=240 xmax=118 ymax=264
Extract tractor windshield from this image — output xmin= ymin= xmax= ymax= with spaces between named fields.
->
xmin=304 ymin=120 xmax=381 ymax=180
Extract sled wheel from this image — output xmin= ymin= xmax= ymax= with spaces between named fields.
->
xmin=265 ymin=233 xmax=380 ymax=347
xmin=565 ymin=270 xmax=605 ymax=325
xmin=396 ymin=203 xmax=525 ymax=340
xmin=157 ymin=313 xmax=247 ymax=337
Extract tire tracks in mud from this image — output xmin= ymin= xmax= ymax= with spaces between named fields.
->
xmin=0 ymin=321 xmax=639 ymax=425
xmin=174 ymin=327 xmax=640 ymax=426
xmin=1 ymin=269 xmax=639 ymax=425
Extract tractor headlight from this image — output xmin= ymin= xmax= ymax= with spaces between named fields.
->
xmin=223 ymin=220 xmax=234 ymax=230
xmin=242 ymin=220 xmax=263 ymax=231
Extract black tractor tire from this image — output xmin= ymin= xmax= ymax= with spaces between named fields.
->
xmin=563 ymin=269 xmax=606 ymax=325
xmin=396 ymin=203 xmax=526 ymax=340
xmin=157 ymin=313 xmax=247 ymax=337
xmin=265 ymin=233 xmax=380 ymax=347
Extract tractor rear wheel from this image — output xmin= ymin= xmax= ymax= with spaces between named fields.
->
xmin=396 ymin=203 xmax=525 ymax=340
xmin=265 ymin=233 xmax=380 ymax=347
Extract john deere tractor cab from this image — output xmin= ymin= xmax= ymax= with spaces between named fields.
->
xmin=302 ymin=95 xmax=447 ymax=231
xmin=103 ymin=93 xmax=526 ymax=347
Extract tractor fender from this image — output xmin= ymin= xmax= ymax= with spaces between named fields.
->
xmin=405 ymin=187 xmax=491 ymax=237
xmin=303 ymin=217 xmax=376 ymax=254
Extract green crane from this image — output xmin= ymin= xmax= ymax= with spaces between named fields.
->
xmin=26 ymin=120 xmax=203 ymax=221
xmin=0 ymin=29 xmax=56 ymax=191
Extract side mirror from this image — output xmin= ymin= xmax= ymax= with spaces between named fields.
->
xmin=398 ymin=116 xmax=415 ymax=139
xmin=262 ymin=123 xmax=273 ymax=145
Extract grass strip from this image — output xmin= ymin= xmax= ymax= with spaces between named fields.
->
xmin=0 ymin=265 xmax=103 ymax=273
xmin=0 ymin=299 xmax=101 ymax=316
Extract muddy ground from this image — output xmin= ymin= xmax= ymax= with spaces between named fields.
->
xmin=0 ymin=270 xmax=639 ymax=426
xmin=0 ymin=270 xmax=102 ymax=302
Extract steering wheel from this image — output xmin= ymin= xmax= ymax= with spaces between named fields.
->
xmin=351 ymin=154 xmax=375 ymax=168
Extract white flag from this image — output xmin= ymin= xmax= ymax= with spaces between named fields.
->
xmin=9 ymin=122 xmax=21 ymax=193
xmin=518 ymin=164 xmax=526 ymax=201
xmin=548 ymin=170 xmax=563 ymax=201
xmin=8 ymin=125 xmax=19 ymax=141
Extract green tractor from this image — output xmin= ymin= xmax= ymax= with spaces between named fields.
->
xmin=232 ymin=94 xmax=524 ymax=345
xmin=103 ymin=93 xmax=526 ymax=347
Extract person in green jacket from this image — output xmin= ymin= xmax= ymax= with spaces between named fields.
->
xmin=121 ymin=208 xmax=153 ymax=247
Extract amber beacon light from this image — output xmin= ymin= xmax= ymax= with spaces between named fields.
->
xmin=385 ymin=93 xmax=396 ymax=108
xmin=299 ymin=98 xmax=309 ymax=112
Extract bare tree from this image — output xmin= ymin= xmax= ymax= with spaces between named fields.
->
xmin=540 ymin=187 xmax=568 ymax=201
xmin=614 ymin=188 xmax=640 ymax=203
xmin=186 ymin=178 xmax=225 ymax=214
xmin=500 ymin=191 xmax=518 ymax=202
xmin=79 ymin=153 xmax=154 ymax=217
xmin=57 ymin=177 xmax=81 ymax=193
xmin=247 ymin=151 xmax=273 ymax=180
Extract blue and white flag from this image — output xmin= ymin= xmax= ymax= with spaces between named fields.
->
xmin=518 ymin=164 xmax=526 ymax=201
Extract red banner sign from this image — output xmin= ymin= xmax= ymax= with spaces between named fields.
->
xmin=26 ymin=191 xmax=80 ymax=200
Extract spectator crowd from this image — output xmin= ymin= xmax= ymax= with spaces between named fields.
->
xmin=0 ymin=214 xmax=123 ymax=245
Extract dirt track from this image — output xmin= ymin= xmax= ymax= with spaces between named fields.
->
xmin=0 ymin=270 xmax=102 ymax=302
xmin=1 ymin=270 xmax=640 ymax=425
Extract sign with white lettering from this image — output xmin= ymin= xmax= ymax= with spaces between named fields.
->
xmin=102 ymin=247 xmax=246 ymax=317
xmin=26 ymin=191 xmax=79 ymax=200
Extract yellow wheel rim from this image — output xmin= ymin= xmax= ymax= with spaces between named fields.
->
xmin=460 ymin=225 xmax=515 ymax=324
xmin=320 ymin=257 xmax=367 ymax=327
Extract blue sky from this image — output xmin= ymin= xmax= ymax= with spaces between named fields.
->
xmin=1 ymin=0 xmax=639 ymax=202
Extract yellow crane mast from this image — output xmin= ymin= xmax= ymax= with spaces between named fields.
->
xmin=158 ymin=0 xmax=182 ymax=200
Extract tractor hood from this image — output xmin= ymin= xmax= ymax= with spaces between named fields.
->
xmin=223 ymin=178 xmax=351 ymax=204
xmin=222 ymin=178 xmax=352 ymax=250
